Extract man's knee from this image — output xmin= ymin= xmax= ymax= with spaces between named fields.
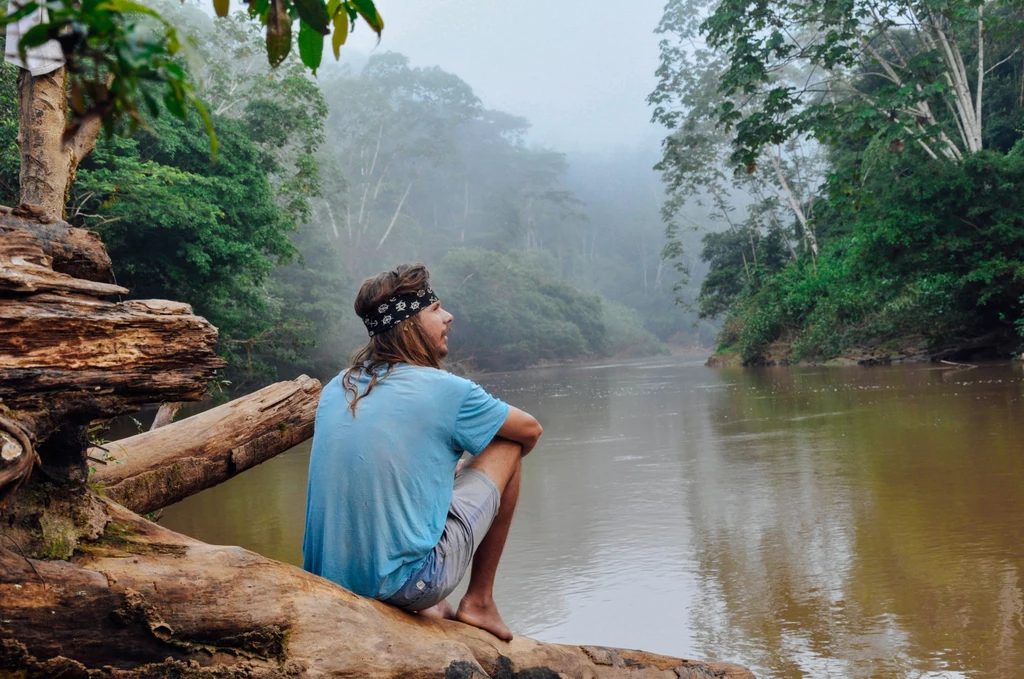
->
xmin=467 ymin=438 xmax=521 ymax=489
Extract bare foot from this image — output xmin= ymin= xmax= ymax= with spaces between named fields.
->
xmin=456 ymin=596 xmax=512 ymax=641
xmin=418 ymin=599 xmax=455 ymax=621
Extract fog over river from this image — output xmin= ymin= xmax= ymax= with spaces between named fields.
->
xmin=162 ymin=358 xmax=1024 ymax=679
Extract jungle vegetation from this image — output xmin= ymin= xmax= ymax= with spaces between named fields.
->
xmin=651 ymin=0 xmax=1024 ymax=364
xmin=1 ymin=2 xmax=709 ymax=389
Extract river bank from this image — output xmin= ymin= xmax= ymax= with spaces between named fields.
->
xmin=706 ymin=329 xmax=1023 ymax=367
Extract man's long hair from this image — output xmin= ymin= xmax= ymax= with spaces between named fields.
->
xmin=342 ymin=264 xmax=444 ymax=414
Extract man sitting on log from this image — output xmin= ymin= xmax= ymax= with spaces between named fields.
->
xmin=302 ymin=264 xmax=543 ymax=641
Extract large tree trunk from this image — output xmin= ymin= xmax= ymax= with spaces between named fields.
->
xmin=91 ymin=375 xmax=322 ymax=515
xmin=0 ymin=497 xmax=753 ymax=679
xmin=15 ymin=67 xmax=102 ymax=223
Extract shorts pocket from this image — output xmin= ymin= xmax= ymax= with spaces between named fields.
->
xmin=383 ymin=552 xmax=443 ymax=612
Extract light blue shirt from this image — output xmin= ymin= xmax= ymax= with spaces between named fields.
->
xmin=302 ymin=363 xmax=509 ymax=599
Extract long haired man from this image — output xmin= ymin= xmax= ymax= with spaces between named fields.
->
xmin=303 ymin=263 xmax=542 ymax=640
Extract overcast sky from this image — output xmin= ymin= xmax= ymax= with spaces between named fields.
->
xmin=335 ymin=0 xmax=669 ymax=155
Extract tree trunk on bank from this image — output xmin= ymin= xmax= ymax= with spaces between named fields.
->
xmin=0 ymin=72 xmax=757 ymax=677
xmin=15 ymin=67 xmax=102 ymax=223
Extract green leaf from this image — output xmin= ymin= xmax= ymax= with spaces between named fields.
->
xmin=18 ymin=23 xmax=55 ymax=51
xmin=331 ymin=9 xmax=348 ymax=58
xmin=163 ymin=88 xmax=186 ymax=119
xmin=249 ymin=0 xmax=270 ymax=19
xmin=96 ymin=0 xmax=161 ymax=18
xmin=298 ymin=19 xmax=323 ymax=73
xmin=293 ymin=0 xmax=330 ymax=34
xmin=348 ymin=0 xmax=383 ymax=35
xmin=213 ymin=0 xmax=230 ymax=17
xmin=189 ymin=95 xmax=218 ymax=161
xmin=265 ymin=0 xmax=292 ymax=67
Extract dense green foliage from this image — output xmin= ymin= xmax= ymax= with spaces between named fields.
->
xmin=653 ymin=0 xmax=1024 ymax=364
xmin=436 ymin=249 xmax=608 ymax=371
xmin=73 ymin=110 xmax=303 ymax=385
xmin=720 ymin=151 xmax=1024 ymax=362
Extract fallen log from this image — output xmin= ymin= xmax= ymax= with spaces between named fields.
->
xmin=91 ymin=375 xmax=322 ymax=515
xmin=0 ymin=294 xmax=224 ymax=425
xmin=0 ymin=211 xmax=114 ymax=283
xmin=0 ymin=224 xmax=125 ymax=296
xmin=0 ymin=215 xmax=223 ymax=507
xmin=0 ymin=497 xmax=755 ymax=679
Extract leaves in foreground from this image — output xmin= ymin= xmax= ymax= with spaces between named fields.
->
xmin=2 ymin=0 xmax=384 ymax=148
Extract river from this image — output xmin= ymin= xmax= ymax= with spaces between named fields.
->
xmin=160 ymin=357 xmax=1024 ymax=679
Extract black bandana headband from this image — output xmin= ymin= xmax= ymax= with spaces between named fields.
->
xmin=361 ymin=286 xmax=439 ymax=337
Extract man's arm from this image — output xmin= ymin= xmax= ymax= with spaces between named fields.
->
xmin=495 ymin=406 xmax=543 ymax=456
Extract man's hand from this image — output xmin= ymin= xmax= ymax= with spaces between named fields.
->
xmin=496 ymin=406 xmax=543 ymax=456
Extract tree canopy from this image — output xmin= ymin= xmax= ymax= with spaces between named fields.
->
xmin=652 ymin=0 xmax=1024 ymax=363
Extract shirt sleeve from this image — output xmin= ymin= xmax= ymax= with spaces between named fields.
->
xmin=452 ymin=380 xmax=510 ymax=455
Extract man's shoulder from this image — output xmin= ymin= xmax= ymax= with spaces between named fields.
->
xmin=395 ymin=364 xmax=475 ymax=393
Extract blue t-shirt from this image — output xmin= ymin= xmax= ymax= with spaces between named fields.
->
xmin=302 ymin=363 xmax=509 ymax=599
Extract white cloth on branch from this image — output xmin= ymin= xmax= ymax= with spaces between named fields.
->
xmin=4 ymin=2 xmax=64 ymax=76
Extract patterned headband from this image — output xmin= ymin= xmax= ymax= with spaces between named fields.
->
xmin=361 ymin=286 xmax=439 ymax=337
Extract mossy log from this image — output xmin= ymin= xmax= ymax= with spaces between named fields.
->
xmin=90 ymin=375 xmax=322 ymax=515
xmin=0 ymin=496 xmax=755 ymax=679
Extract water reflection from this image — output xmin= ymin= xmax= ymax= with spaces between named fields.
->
xmin=160 ymin=360 xmax=1024 ymax=678
xmin=692 ymin=364 xmax=1024 ymax=678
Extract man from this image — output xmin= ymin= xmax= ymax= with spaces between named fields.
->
xmin=303 ymin=263 xmax=542 ymax=641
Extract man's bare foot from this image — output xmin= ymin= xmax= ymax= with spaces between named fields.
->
xmin=455 ymin=596 xmax=512 ymax=641
xmin=417 ymin=600 xmax=455 ymax=620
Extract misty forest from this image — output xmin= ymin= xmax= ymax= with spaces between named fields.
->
xmin=2 ymin=0 xmax=1024 ymax=677
xmin=0 ymin=1 xmax=715 ymax=394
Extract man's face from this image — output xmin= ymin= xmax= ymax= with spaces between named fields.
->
xmin=418 ymin=300 xmax=454 ymax=357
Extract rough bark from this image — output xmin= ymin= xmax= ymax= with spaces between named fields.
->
xmin=91 ymin=376 xmax=322 ymax=515
xmin=0 ymin=294 xmax=224 ymax=421
xmin=15 ymin=67 xmax=104 ymax=222
xmin=0 ymin=209 xmax=114 ymax=282
xmin=0 ymin=415 xmax=36 ymax=508
xmin=0 ymin=497 xmax=755 ymax=679
xmin=16 ymin=67 xmax=69 ymax=222
xmin=0 ymin=222 xmax=125 ymax=296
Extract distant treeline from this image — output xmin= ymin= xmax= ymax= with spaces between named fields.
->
xmin=652 ymin=0 xmax=1024 ymax=364
xmin=0 ymin=4 xmax=711 ymax=392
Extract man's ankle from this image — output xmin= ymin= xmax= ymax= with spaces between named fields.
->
xmin=460 ymin=592 xmax=495 ymax=608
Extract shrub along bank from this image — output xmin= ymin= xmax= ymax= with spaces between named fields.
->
xmin=709 ymin=149 xmax=1024 ymax=365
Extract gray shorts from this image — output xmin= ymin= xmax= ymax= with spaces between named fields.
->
xmin=383 ymin=468 xmax=500 ymax=612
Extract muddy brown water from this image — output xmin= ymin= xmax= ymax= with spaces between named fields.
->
xmin=160 ymin=358 xmax=1024 ymax=679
